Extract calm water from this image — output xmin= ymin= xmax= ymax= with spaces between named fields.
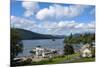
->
xmin=18 ymin=39 xmax=64 ymax=57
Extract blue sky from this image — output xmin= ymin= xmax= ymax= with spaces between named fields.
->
xmin=10 ymin=1 xmax=95 ymax=35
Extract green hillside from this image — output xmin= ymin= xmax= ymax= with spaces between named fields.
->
xmin=11 ymin=28 xmax=65 ymax=40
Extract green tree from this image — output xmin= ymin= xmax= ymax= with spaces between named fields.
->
xmin=64 ymin=33 xmax=95 ymax=55
xmin=11 ymin=28 xmax=23 ymax=61
xmin=64 ymin=44 xmax=74 ymax=55
xmin=64 ymin=33 xmax=95 ymax=45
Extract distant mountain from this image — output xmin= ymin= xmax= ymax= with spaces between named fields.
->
xmin=13 ymin=28 xmax=65 ymax=40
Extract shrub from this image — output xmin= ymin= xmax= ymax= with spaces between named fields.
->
xmin=91 ymin=47 xmax=95 ymax=57
xmin=64 ymin=44 xmax=74 ymax=55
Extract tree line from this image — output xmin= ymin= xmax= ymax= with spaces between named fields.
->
xmin=64 ymin=33 xmax=95 ymax=55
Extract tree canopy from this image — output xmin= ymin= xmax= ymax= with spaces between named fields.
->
xmin=11 ymin=28 xmax=23 ymax=60
xmin=63 ymin=33 xmax=95 ymax=55
xmin=64 ymin=33 xmax=95 ymax=45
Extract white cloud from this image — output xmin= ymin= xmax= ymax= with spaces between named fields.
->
xmin=58 ymin=21 xmax=77 ymax=28
xmin=40 ymin=21 xmax=90 ymax=30
xmin=36 ymin=4 xmax=88 ymax=20
xmin=10 ymin=15 xmax=37 ymax=30
xmin=10 ymin=15 xmax=95 ymax=35
xmin=34 ymin=20 xmax=95 ymax=35
xmin=24 ymin=10 xmax=34 ymax=17
xmin=22 ymin=1 xmax=39 ymax=17
xmin=36 ymin=8 xmax=55 ymax=20
xmin=38 ymin=21 xmax=95 ymax=35
xmin=75 ymin=21 xmax=95 ymax=29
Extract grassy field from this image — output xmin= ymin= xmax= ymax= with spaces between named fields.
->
xmin=30 ymin=53 xmax=95 ymax=65
xmin=18 ymin=53 xmax=95 ymax=66
xmin=68 ymin=57 xmax=95 ymax=63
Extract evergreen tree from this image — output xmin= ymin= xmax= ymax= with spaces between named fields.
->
xmin=11 ymin=28 xmax=23 ymax=61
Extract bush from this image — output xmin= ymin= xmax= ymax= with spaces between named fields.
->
xmin=64 ymin=44 xmax=74 ymax=55
xmin=91 ymin=47 xmax=95 ymax=57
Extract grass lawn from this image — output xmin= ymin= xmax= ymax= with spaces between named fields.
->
xmin=51 ymin=53 xmax=80 ymax=64
xmin=31 ymin=53 xmax=95 ymax=65
xmin=68 ymin=57 xmax=95 ymax=63
xmin=13 ymin=53 xmax=95 ymax=66
xmin=31 ymin=53 xmax=81 ymax=65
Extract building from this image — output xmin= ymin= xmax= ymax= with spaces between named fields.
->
xmin=80 ymin=43 xmax=92 ymax=58
xmin=31 ymin=47 xmax=58 ymax=58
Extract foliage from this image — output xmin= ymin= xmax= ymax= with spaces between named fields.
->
xmin=64 ymin=33 xmax=95 ymax=55
xmin=64 ymin=44 xmax=74 ymax=55
xmin=13 ymin=28 xmax=65 ymax=40
xmin=32 ymin=59 xmax=53 ymax=65
xmin=64 ymin=33 xmax=95 ymax=44
xmin=31 ymin=53 xmax=80 ymax=65
xmin=68 ymin=57 xmax=95 ymax=63
xmin=91 ymin=47 xmax=95 ymax=57
xmin=11 ymin=28 xmax=23 ymax=60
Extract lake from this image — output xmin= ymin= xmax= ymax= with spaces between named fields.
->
xmin=18 ymin=39 xmax=65 ymax=57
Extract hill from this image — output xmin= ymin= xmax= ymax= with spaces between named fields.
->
xmin=11 ymin=28 xmax=65 ymax=40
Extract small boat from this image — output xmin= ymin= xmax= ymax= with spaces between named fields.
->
xmin=52 ymin=39 xmax=55 ymax=41
xmin=29 ymin=50 xmax=35 ymax=54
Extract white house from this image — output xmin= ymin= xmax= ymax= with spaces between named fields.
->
xmin=80 ymin=43 xmax=92 ymax=58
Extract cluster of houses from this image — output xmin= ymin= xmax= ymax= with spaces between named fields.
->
xmin=30 ymin=47 xmax=59 ymax=58
xmin=30 ymin=43 xmax=95 ymax=58
xmin=13 ymin=47 xmax=59 ymax=62
xmin=13 ymin=43 xmax=95 ymax=63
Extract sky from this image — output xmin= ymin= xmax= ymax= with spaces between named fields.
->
xmin=10 ymin=1 xmax=95 ymax=35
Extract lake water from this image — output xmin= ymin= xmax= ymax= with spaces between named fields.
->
xmin=18 ymin=39 xmax=64 ymax=57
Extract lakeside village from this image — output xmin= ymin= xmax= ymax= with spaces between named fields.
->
xmin=11 ymin=28 xmax=95 ymax=66
xmin=13 ymin=43 xmax=95 ymax=64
